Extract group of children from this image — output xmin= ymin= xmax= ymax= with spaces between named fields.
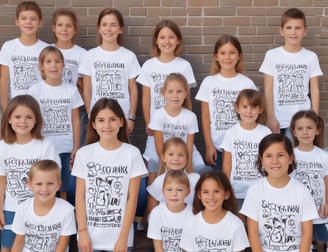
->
xmin=0 ymin=1 xmax=327 ymax=252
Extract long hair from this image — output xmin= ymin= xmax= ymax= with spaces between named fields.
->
xmin=52 ymin=8 xmax=78 ymax=42
xmin=38 ymin=46 xmax=64 ymax=80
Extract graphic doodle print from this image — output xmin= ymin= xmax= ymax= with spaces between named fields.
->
xmin=163 ymin=122 xmax=188 ymax=141
xmin=151 ymin=72 xmax=168 ymax=110
xmin=262 ymin=200 xmax=299 ymax=251
xmin=160 ymin=226 xmax=183 ymax=252
xmin=62 ymin=58 xmax=78 ymax=85
xmin=86 ymin=162 xmax=128 ymax=228
xmin=212 ymin=88 xmax=239 ymax=131
xmin=40 ymin=98 xmax=71 ymax=136
xmin=12 ymin=55 xmax=39 ymax=91
xmin=195 ymin=235 xmax=232 ymax=251
xmin=232 ymin=140 xmax=261 ymax=182
xmin=24 ymin=221 xmax=62 ymax=252
xmin=275 ymin=64 xmax=307 ymax=106
xmin=94 ymin=61 xmax=124 ymax=100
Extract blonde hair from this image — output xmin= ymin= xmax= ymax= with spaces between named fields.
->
xmin=28 ymin=159 xmax=61 ymax=182
xmin=38 ymin=46 xmax=64 ymax=80
xmin=163 ymin=170 xmax=190 ymax=189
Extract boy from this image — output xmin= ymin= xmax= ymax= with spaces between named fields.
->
xmin=0 ymin=1 xmax=48 ymax=111
xmin=260 ymin=8 xmax=323 ymax=136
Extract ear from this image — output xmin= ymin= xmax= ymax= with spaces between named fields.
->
xmin=26 ymin=178 xmax=32 ymax=190
xmin=92 ymin=121 xmax=96 ymax=129
xmin=289 ymin=153 xmax=294 ymax=164
xmin=52 ymin=25 xmax=56 ymax=33
xmin=224 ymin=191 xmax=230 ymax=200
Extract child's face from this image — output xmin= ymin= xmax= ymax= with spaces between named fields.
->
xmin=214 ymin=42 xmax=240 ymax=73
xmin=98 ymin=14 xmax=122 ymax=45
xmin=235 ymin=98 xmax=262 ymax=126
xmin=156 ymin=27 xmax=180 ymax=56
xmin=198 ymin=178 xmax=230 ymax=213
xmin=293 ymin=118 xmax=319 ymax=147
xmin=52 ymin=15 xmax=76 ymax=44
xmin=162 ymin=81 xmax=187 ymax=108
xmin=28 ymin=171 xmax=61 ymax=204
xmin=280 ymin=18 xmax=307 ymax=47
xmin=163 ymin=144 xmax=188 ymax=171
xmin=261 ymin=142 xmax=293 ymax=180
xmin=16 ymin=10 xmax=41 ymax=36
xmin=40 ymin=52 xmax=64 ymax=82
xmin=9 ymin=105 xmax=36 ymax=138
xmin=163 ymin=180 xmax=190 ymax=211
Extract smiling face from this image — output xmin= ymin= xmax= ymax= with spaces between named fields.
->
xmin=214 ymin=42 xmax=240 ymax=75
xmin=156 ymin=27 xmax=180 ymax=57
xmin=9 ymin=105 xmax=36 ymax=141
xmin=162 ymin=144 xmax=188 ymax=171
xmin=280 ymin=18 xmax=307 ymax=49
xmin=16 ymin=10 xmax=41 ymax=37
xmin=98 ymin=14 xmax=122 ymax=45
xmin=162 ymin=80 xmax=187 ymax=108
xmin=293 ymin=117 xmax=319 ymax=148
xmin=235 ymin=98 xmax=262 ymax=129
xmin=163 ymin=179 xmax=190 ymax=212
xmin=52 ymin=15 xmax=76 ymax=45
xmin=39 ymin=52 xmax=64 ymax=83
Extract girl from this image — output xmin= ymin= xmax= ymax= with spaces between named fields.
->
xmin=11 ymin=160 xmax=76 ymax=252
xmin=221 ymin=89 xmax=271 ymax=208
xmin=195 ymin=34 xmax=257 ymax=170
xmin=147 ymin=170 xmax=193 ymax=252
xmin=29 ymin=46 xmax=84 ymax=200
xmin=240 ymin=133 xmax=318 ymax=252
xmin=290 ymin=110 xmax=328 ymax=248
xmin=147 ymin=137 xmax=200 ymax=210
xmin=0 ymin=95 xmax=60 ymax=252
xmin=72 ymin=98 xmax=148 ymax=251
xmin=180 ymin=170 xmax=249 ymax=251
xmin=136 ymin=19 xmax=196 ymax=179
xmin=78 ymin=8 xmax=140 ymax=134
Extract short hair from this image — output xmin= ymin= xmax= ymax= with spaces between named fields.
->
xmin=28 ymin=159 xmax=61 ymax=182
xmin=163 ymin=170 xmax=190 ymax=190
xmin=281 ymin=8 xmax=307 ymax=28
xmin=38 ymin=46 xmax=64 ymax=80
xmin=16 ymin=1 xmax=42 ymax=20
xmin=52 ymin=8 xmax=78 ymax=42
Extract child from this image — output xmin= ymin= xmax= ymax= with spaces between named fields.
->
xmin=0 ymin=1 xmax=48 ymax=111
xmin=78 ymin=8 xmax=140 ymax=134
xmin=147 ymin=137 xmax=200 ymax=209
xmin=195 ymin=34 xmax=257 ymax=170
xmin=260 ymin=8 xmax=323 ymax=136
xmin=11 ymin=160 xmax=76 ymax=252
xmin=221 ymin=89 xmax=271 ymax=208
xmin=240 ymin=133 xmax=318 ymax=251
xmin=180 ymin=170 xmax=249 ymax=251
xmin=290 ymin=110 xmax=328 ymax=248
xmin=0 ymin=95 xmax=60 ymax=252
xmin=147 ymin=170 xmax=193 ymax=252
xmin=28 ymin=46 xmax=83 ymax=200
xmin=72 ymin=98 xmax=148 ymax=251
xmin=137 ymin=19 xmax=196 ymax=176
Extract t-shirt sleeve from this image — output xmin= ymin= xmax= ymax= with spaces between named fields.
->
xmin=239 ymin=185 xmax=259 ymax=221
xmin=195 ymin=78 xmax=209 ymax=102
xmin=128 ymin=53 xmax=141 ymax=79
xmin=0 ymin=41 xmax=10 ymax=66
xmin=41 ymin=140 xmax=61 ymax=168
xmin=148 ymin=110 xmax=162 ymax=131
xmin=147 ymin=206 xmax=162 ymax=240
xmin=71 ymin=148 xmax=87 ymax=179
xmin=61 ymin=204 xmax=77 ymax=235
xmin=259 ymin=50 xmax=274 ymax=76
xmin=183 ymin=61 xmax=196 ymax=87
xmin=232 ymin=217 xmax=250 ymax=251
xmin=71 ymin=87 xmax=84 ymax=109
xmin=179 ymin=216 xmax=195 ymax=251
xmin=77 ymin=51 xmax=92 ymax=76
xmin=12 ymin=206 xmax=25 ymax=235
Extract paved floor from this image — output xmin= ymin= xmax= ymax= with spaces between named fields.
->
xmin=133 ymin=227 xmax=152 ymax=252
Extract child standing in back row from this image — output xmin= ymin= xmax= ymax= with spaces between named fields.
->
xmin=195 ymin=34 xmax=257 ymax=170
xmin=260 ymin=8 xmax=323 ymax=136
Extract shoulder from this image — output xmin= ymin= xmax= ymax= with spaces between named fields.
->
xmin=301 ymin=47 xmax=318 ymax=57
xmin=1 ymin=38 xmax=18 ymax=47
xmin=119 ymin=46 xmax=137 ymax=56
xmin=55 ymin=198 xmax=75 ymax=211
xmin=73 ymin=44 xmax=87 ymax=53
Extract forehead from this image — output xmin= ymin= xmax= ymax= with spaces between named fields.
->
xmin=158 ymin=27 xmax=176 ymax=36
xmin=263 ymin=142 xmax=287 ymax=153
xmin=165 ymin=144 xmax=186 ymax=153
xmin=283 ymin=18 xmax=305 ymax=27
xmin=100 ymin=14 xmax=119 ymax=23
xmin=18 ymin=10 xmax=39 ymax=18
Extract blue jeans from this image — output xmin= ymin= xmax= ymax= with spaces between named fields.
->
xmin=211 ymin=150 xmax=223 ymax=170
xmin=135 ymin=177 xmax=147 ymax=218
xmin=59 ymin=153 xmax=76 ymax=205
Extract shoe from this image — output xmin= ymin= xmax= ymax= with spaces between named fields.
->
xmin=136 ymin=222 xmax=145 ymax=231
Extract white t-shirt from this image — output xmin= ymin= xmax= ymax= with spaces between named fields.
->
xmin=259 ymin=46 xmax=323 ymax=128
xmin=0 ymin=139 xmax=60 ymax=212
xmin=78 ymin=46 xmax=141 ymax=118
xmin=147 ymin=203 xmax=193 ymax=252
xmin=0 ymin=38 xmax=48 ymax=98
xmin=12 ymin=197 xmax=76 ymax=252
xmin=180 ymin=211 xmax=249 ymax=252
xmin=240 ymin=177 xmax=318 ymax=252
xmin=29 ymin=81 xmax=84 ymax=153
xmin=220 ymin=123 xmax=271 ymax=198
xmin=147 ymin=172 xmax=200 ymax=205
xmin=195 ymin=73 xmax=257 ymax=150
xmin=293 ymin=146 xmax=328 ymax=224
xmin=71 ymin=142 xmax=148 ymax=250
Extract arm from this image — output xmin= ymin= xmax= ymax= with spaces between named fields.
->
xmin=320 ymin=175 xmax=328 ymax=218
xmin=309 ymin=76 xmax=320 ymax=114
xmin=54 ymin=236 xmax=70 ymax=252
xmin=127 ymin=78 xmax=138 ymax=134
xmin=11 ymin=234 xmax=25 ymax=252
xmin=0 ymin=176 xmax=6 ymax=229
xmin=263 ymin=74 xmax=279 ymax=133
xmin=153 ymin=239 xmax=164 ymax=252
xmin=71 ymin=108 xmax=81 ymax=166
xmin=200 ymin=101 xmax=217 ymax=165
xmin=147 ymin=194 xmax=159 ymax=217
xmin=153 ymin=130 xmax=164 ymax=160
xmin=82 ymin=75 xmax=92 ymax=115
xmin=0 ymin=65 xmax=10 ymax=111
xmin=186 ymin=134 xmax=194 ymax=169
xmin=77 ymin=77 xmax=84 ymax=98
xmin=142 ymin=86 xmax=153 ymax=135
xmin=247 ymin=218 xmax=262 ymax=252
xmin=114 ymin=176 xmax=140 ymax=251
xmin=75 ymin=177 xmax=92 ymax=252
xmin=299 ymin=220 xmax=313 ymax=252
xmin=222 ymin=150 xmax=232 ymax=179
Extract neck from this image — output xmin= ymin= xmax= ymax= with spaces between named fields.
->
xmin=101 ymin=42 xmax=120 ymax=51
xmin=55 ymin=41 xmax=74 ymax=49
xmin=220 ymin=69 xmax=238 ymax=78
xmin=15 ymin=134 xmax=33 ymax=144
xmin=157 ymin=53 xmax=176 ymax=63
xmin=167 ymin=202 xmax=186 ymax=213
xmin=34 ymin=197 xmax=56 ymax=216
xmin=19 ymin=35 xmax=38 ymax=46
xmin=239 ymin=121 xmax=257 ymax=130
xmin=267 ymin=175 xmax=290 ymax=188
xmin=283 ymin=44 xmax=302 ymax=53
xmin=297 ymin=143 xmax=314 ymax=152
xmin=99 ymin=138 xmax=122 ymax=150
xmin=164 ymin=105 xmax=182 ymax=117
xmin=202 ymin=208 xmax=227 ymax=224
xmin=45 ymin=78 xmax=62 ymax=86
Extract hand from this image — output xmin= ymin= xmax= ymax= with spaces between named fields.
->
xmin=114 ymin=237 xmax=128 ymax=252
xmin=0 ymin=211 xmax=5 ymax=230
xmin=127 ymin=119 xmax=135 ymax=134
xmin=78 ymin=230 xmax=93 ymax=252
xmin=318 ymin=203 xmax=328 ymax=218
xmin=266 ymin=117 xmax=280 ymax=133
xmin=205 ymin=144 xmax=217 ymax=166
xmin=146 ymin=127 xmax=154 ymax=136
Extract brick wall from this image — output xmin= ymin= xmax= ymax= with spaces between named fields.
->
xmin=0 ymin=0 xmax=327 ymax=151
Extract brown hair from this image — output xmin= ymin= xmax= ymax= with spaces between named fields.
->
xmin=16 ymin=1 xmax=42 ymax=20
xmin=163 ymin=170 xmax=190 ymax=190
xmin=210 ymin=34 xmax=245 ymax=75
xmin=28 ymin=159 xmax=61 ymax=182
xmin=281 ymin=8 xmax=307 ymax=28
xmin=1 ymin=95 xmax=43 ymax=144
xmin=151 ymin=19 xmax=183 ymax=57
xmin=38 ymin=46 xmax=64 ymax=80
xmin=52 ymin=8 xmax=78 ymax=42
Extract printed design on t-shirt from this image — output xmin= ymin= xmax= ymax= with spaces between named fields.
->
xmin=194 ymin=235 xmax=231 ymax=251
xmin=212 ymin=88 xmax=239 ymax=130
xmin=94 ymin=61 xmax=124 ymax=100
xmin=24 ymin=221 xmax=61 ymax=251
xmin=275 ymin=64 xmax=307 ymax=106
xmin=160 ymin=226 xmax=183 ymax=252
xmin=163 ymin=122 xmax=187 ymax=140
xmin=86 ymin=161 xmax=128 ymax=228
xmin=40 ymin=98 xmax=71 ymax=136
xmin=232 ymin=140 xmax=261 ymax=181
xmin=62 ymin=58 xmax=78 ymax=84
xmin=12 ymin=55 xmax=39 ymax=91
xmin=151 ymin=72 xmax=167 ymax=110
xmin=262 ymin=200 xmax=299 ymax=251
xmin=5 ymin=157 xmax=37 ymax=204
xmin=295 ymin=160 xmax=323 ymax=208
